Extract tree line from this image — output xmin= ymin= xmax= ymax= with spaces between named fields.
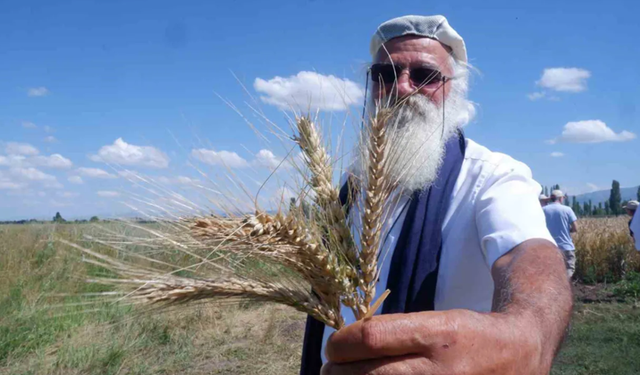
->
xmin=543 ymin=181 xmax=640 ymax=217
xmin=0 ymin=212 xmax=101 ymax=225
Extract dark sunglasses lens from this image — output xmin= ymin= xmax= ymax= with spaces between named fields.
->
xmin=371 ymin=64 xmax=399 ymax=84
xmin=411 ymin=68 xmax=442 ymax=85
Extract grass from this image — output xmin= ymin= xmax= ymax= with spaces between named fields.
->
xmin=1 ymin=222 xmax=640 ymax=374
xmin=553 ymin=301 xmax=640 ymax=375
xmin=0 ymin=224 xmax=305 ymax=374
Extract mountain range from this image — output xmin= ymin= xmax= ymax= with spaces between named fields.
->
xmin=573 ymin=186 xmax=639 ymax=205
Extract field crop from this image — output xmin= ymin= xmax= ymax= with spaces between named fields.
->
xmin=0 ymin=218 xmax=639 ymax=374
xmin=573 ymin=216 xmax=639 ymax=283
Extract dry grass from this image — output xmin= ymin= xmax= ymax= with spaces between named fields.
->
xmin=0 ymin=224 xmax=307 ymax=375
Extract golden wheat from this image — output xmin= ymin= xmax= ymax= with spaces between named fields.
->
xmin=574 ymin=216 xmax=639 ymax=282
xmin=66 ymin=106 xmax=405 ymax=330
xmin=358 ymin=108 xmax=394 ymax=314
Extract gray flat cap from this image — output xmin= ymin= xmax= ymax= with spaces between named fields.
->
xmin=370 ymin=15 xmax=467 ymax=63
xmin=624 ymin=200 xmax=639 ymax=210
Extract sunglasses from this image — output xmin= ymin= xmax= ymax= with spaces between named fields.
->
xmin=370 ymin=63 xmax=450 ymax=86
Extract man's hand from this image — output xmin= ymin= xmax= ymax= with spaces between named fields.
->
xmin=322 ymin=309 xmax=543 ymax=375
xmin=322 ymin=239 xmax=572 ymax=375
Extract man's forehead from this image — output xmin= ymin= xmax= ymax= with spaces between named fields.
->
xmin=374 ymin=36 xmax=452 ymax=67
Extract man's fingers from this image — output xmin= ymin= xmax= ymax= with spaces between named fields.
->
xmin=326 ymin=311 xmax=458 ymax=363
xmin=321 ymin=355 xmax=438 ymax=375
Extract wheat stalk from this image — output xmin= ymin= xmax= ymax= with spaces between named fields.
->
xmin=293 ymin=115 xmax=361 ymax=314
xmin=71 ymin=238 xmax=345 ymax=328
xmin=357 ymin=108 xmax=394 ymax=314
xmin=294 ymin=116 xmax=355 ymax=261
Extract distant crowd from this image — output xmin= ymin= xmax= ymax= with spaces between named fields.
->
xmin=539 ymin=190 xmax=640 ymax=278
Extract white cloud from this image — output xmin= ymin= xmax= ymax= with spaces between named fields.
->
xmin=536 ymin=68 xmax=591 ymax=92
xmin=254 ymin=71 xmax=364 ymax=111
xmin=97 ymin=190 xmax=120 ymax=198
xmin=0 ymin=181 xmax=25 ymax=190
xmin=56 ymin=191 xmax=79 ymax=198
xmin=253 ymin=149 xmax=287 ymax=170
xmin=5 ymin=142 xmax=39 ymax=156
xmin=90 ymin=138 xmax=170 ymax=168
xmin=22 ymin=121 xmax=37 ymax=129
xmin=586 ymin=183 xmax=601 ymax=192
xmin=166 ymin=176 xmax=199 ymax=185
xmin=0 ymin=153 xmax=72 ymax=169
xmin=9 ymin=167 xmax=63 ymax=189
xmin=117 ymin=170 xmax=139 ymax=180
xmin=77 ymin=167 xmax=118 ymax=179
xmin=191 ymin=148 xmax=249 ymax=168
xmin=31 ymin=154 xmax=73 ymax=169
xmin=154 ymin=175 xmax=201 ymax=185
xmin=27 ymin=87 xmax=50 ymax=97
xmin=10 ymin=167 xmax=53 ymax=180
xmin=68 ymin=176 xmax=84 ymax=184
xmin=44 ymin=126 xmax=54 ymax=133
xmin=44 ymin=136 xmax=57 ymax=143
xmin=0 ymin=155 xmax=27 ymax=167
xmin=550 ymin=152 xmax=564 ymax=157
xmin=0 ymin=171 xmax=26 ymax=190
xmin=50 ymin=199 xmax=71 ymax=208
xmin=551 ymin=120 xmax=636 ymax=143
xmin=527 ymin=92 xmax=545 ymax=101
xmin=175 ymin=176 xmax=198 ymax=185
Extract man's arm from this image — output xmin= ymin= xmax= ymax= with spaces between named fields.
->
xmin=492 ymin=239 xmax=573 ymax=360
xmin=322 ymin=239 xmax=573 ymax=375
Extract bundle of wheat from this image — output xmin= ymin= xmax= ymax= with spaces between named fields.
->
xmin=63 ymin=104 xmax=413 ymax=330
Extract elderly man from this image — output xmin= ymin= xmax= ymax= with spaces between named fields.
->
xmin=300 ymin=15 xmax=572 ymax=375
xmin=543 ymin=190 xmax=579 ymax=278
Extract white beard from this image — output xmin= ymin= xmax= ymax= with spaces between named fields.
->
xmin=355 ymin=83 xmax=472 ymax=192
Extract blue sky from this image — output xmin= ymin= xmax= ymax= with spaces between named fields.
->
xmin=1 ymin=0 xmax=638 ymax=220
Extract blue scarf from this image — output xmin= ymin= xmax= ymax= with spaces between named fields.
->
xmin=300 ymin=131 xmax=466 ymax=375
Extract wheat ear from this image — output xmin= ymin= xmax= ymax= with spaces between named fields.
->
xmin=358 ymin=108 xmax=393 ymax=316
xmin=189 ymin=211 xmax=349 ymax=325
xmin=293 ymin=117 xmax=352 ymax=256
xmin=293 ymin=116 xmax=361 ymax=313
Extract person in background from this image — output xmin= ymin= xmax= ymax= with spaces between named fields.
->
xmin=623 ymin=200 xmax=638 ymax=248
xmin=543 ymin=190 xmax=578 ymax=278
xmin=539 ymin=194 xmax=549 ymax=207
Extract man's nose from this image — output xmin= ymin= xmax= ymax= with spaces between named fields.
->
xmin=388 ymin=71 xmax=414 ymax=99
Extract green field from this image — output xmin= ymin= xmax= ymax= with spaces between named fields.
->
xmin=1 ymin=223 xmax=639 ymax=374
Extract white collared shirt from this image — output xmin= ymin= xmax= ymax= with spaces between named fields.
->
xmin=320 ymin=138 xmax=555 ymax=362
